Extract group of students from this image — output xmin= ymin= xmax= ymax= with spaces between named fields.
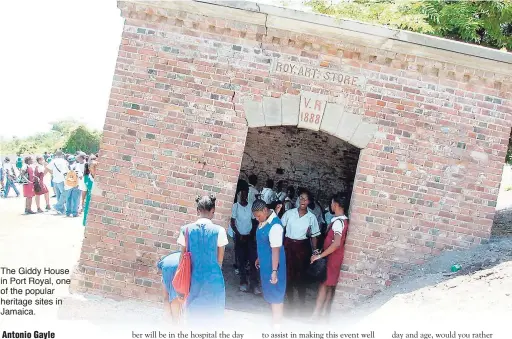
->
xmin=1 ymin=150 xmax=98 ymax=226
xmin=157 ymin=174 xmax=350 ymax=328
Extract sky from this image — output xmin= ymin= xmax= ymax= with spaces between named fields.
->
xmin=0 ymin=0 xmax=310 ymax=141
xmin=0 ymin=0 xmax=124 ymax=140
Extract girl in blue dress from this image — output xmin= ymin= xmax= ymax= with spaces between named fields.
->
xmin=176 ymin=195 xmax=228 ymax=327
xmin=157 ymin=251 xmax=182 ymax=324
xmin=252 ymin=199 xmax=286 ymax=328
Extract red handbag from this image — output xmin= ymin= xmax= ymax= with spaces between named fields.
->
xmin=172 ymin=228 xmax=192 ymax=300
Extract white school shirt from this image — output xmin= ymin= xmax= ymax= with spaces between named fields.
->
xmin=261 ymin=187 xmax=277 ymax=204
xmin=259 ymin=211 xmax=283 ymax=248
xmin=231 ymin=202 xmax=253 ymax=235
xmin=76 ymin=162 xmax=87 ymax=191
xmin=277 ymin=191 xmax=287 ymax=202
xmin=248 ymin=185 xmax=259 ymax=207
xmin=177 ymin=218 xmax=228 ymax=247
xmin=329 ymin=215 xmax=348 ymax=235
xmin=49 ymin=158 xmax=69 ymax=184
xmin=281 ymin=208 xmax=321 ymax=240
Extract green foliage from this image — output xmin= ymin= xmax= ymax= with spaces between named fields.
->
xmin=62 ymin=126 xmax=101 ymax=155
xmin=305 ymin=0 xmax=512 ymax=50
xmin=0 ymin=120 xmax=101 ymax=156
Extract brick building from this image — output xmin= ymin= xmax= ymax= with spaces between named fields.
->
xmin=72 ymin=0 xmax=512 ymax=310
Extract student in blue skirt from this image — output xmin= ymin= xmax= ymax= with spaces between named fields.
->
xmin=157 ymin=252 xmax=182 ymax=324
xmin=252 ymin=199 xmax=286 ymax=328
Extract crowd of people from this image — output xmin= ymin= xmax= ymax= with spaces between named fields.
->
xmin=158 ymin=174 xmax=351 ymax=328
xmin=0 ymin=150 xmax=98 ymax=226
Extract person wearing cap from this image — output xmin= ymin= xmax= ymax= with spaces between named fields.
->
xmin=3 ymin=157 xmax=20 ymax=198
xmin=63 ymin=155 xmax=82 ymax=217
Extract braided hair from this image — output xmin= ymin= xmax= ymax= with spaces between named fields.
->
xmin=251 ymin=199 xmax=268 ymax=213
xmin=196 ymin=194 xmax=217 ymax=212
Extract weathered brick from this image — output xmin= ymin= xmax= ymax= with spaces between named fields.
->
xmin=75 ymin=1 xmax=512 ymax=313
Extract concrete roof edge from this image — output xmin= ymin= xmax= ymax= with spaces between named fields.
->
xmin=194 ymin=0 xmax=512 ymax=65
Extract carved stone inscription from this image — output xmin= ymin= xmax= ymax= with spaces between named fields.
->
xmin=271 ymin=59 xmax=366 ymax=89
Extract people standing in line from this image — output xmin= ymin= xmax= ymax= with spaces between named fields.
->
xmin=310 ymin=193 xmax=349 ymax=320
xmin=176 ymin=195 xmax=228 ymax=326
xmin=3 ymin=157 xmax=20 ymax=198
xmin=252 ymin=199 xmax=287 ymax=328
xmin=49 ymin=150 xmax=69 ymax=206
xmin=83 ymin=154 xmax=97 ymax=226
xmin=248 ymin=174 xmax=259 ymax=207
xmin=34 ymin=156 xmax=50 ymax=212
xmin=231 ymin=186 xmax=260 ymax=294
xmin=22 ymin=156 xmax=36 ymax=215
xmin=261 ymin=179 xmax=278 ymax=204
xmin=157 ymin=251 xmax=183 ymax=324
xmin=281 ymin=189 xmax=321 ymax=314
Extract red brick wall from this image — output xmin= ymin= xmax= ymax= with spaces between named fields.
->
xmin=71 ymin=1 xmax=512 ymax=308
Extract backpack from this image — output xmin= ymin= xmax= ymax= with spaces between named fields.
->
xmin=65 ymin=168 xmax=78 ymax=187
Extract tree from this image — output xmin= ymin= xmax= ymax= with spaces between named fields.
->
xmin=305 ymin=0 xmax=512 ymax=50
xmin=62 ymin=126 xmax=101 ymax=155
xmin=305 ymin=0 xmax=512 ymax=164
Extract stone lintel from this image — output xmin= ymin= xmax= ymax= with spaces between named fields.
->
xmin=243 ymin=99 xmax=265 ymax=128
xmin=281 ymin=94 xmax=300 ymax=126
xmin=263 ymin=96 xmax=282 ymax=127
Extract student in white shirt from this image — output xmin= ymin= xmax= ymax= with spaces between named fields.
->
xmin=281 ymin=189 xmax=320 ymax=310
xmin=261 ymin=178 xmax=278 ymax=204
xmin=252 ymin=199 xmax=286 ymax=328
xmin=247 ymin=174 xmax=259 ymax=207
xmin=231 ymin=187 xmax=260 ymax=294
xmin=275 ymin=180 xmax=287 ymax=202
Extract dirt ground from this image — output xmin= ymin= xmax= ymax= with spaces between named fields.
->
xmin=0 ymin=175 xmax=511 ymax=337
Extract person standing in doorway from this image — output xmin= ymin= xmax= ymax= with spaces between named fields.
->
xmin=231 ymin=186 xmax=260 ymax=294
xmin=248 ymin=174 xmax=259 ymax=207
xmin=261 ymin=179 xmax=278 ymax=204
xmin=252 ymin=199 xmax=286 ymax=329
xmin=310 ymin=193 xmax=349 ymax=320
xmin=177 ymin=195 xmax=228 ymax=327
xmin=3 ymin=157 xmax=20 ymax=198
xmin=281 ymin=189 xmax=321 ymax=314
xmin=283 ymin=186 xmax=295 ymax=212
xmin=276 ymin=180 xmax=288 ymax=202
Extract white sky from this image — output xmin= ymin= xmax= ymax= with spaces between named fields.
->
xmin=0 ymin=0 xmax=309 ymax=140
xmin=0 ymin=0 xmax=124 ymax=140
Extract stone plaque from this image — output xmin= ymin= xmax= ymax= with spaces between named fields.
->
xmin=298 ymin=92 xmax=327 ymax=131
xmin=271 ymin=59 xmax=366 ymax=89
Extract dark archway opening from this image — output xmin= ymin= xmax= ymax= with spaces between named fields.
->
xmin=223 ymin=126 xmax=361 ymax=316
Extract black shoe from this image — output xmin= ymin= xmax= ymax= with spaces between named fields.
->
xmin=37 ymin=209 xmax=44 ymax=213
xmin=25 ymin=210 xmax=36 ymax=215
